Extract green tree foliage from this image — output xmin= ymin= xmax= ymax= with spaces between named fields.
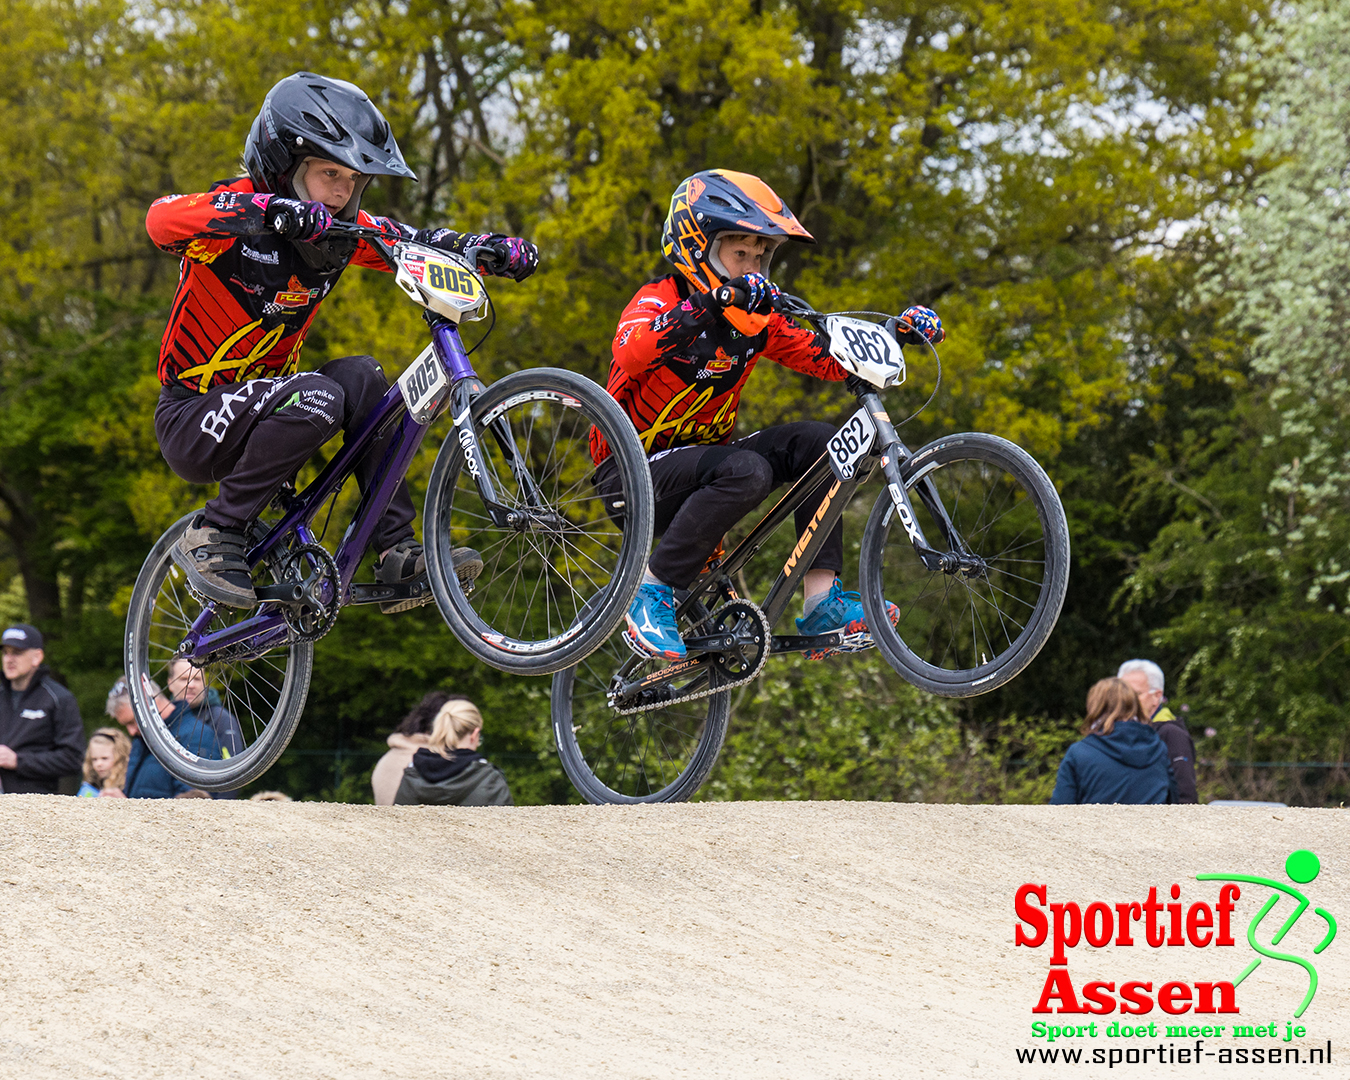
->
xmin=1 ymin=0 xmax=1290 ymax=800
xmin=1124 ymin=0 xmax=1350 ymax=786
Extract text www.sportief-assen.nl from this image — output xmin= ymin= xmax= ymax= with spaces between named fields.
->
xmin=1016 ymin=1041 xmax=1333 ymax=1066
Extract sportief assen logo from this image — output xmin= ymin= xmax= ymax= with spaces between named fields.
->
xmin=1015 ymin=850 xmax=1336 ymax=1020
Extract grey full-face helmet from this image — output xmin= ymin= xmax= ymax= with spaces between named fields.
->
xmin=244 ymin=72 xmax=417 ymax=268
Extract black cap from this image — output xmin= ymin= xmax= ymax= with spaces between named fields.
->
xmin=2 ymin=624 xmax=43 ymax=650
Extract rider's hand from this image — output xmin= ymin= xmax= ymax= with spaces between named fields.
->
xmin=454 ymin=233 xmax=540 ymax=281
xmin=718 ymin=273 xmax=779 ymax=315
xmin=265 ymin=197 xmax=333 ymax=243
xmin=894 ymin=305 xmax=945 ymax=346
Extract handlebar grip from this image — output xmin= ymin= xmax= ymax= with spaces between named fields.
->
xmin=712 ymin=284 xmax=746 ymax=308
xmin=464 ymin=244 xmax=504 ymax=273
xmin=271 ymin=211 xmax=293 ymax=236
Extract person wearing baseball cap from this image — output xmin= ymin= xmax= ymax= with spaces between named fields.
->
xmin=1 ymin=624 xmax=86 ymax=794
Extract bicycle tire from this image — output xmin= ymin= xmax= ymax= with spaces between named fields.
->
xmin=859 ymin=432 xmax=1069 ymax=697
xmin=551 ymin=600 xmax=730 ymax=803
xmin=124 ymin=512 xmax=313 ymax=791
xmin=424 ymin=367 xmax=654 ymax=676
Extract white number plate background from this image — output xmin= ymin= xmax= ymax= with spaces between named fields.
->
xmin=828 ymin=407 xmax=877 ymax=481
xmin=397 ymin=345 xmax=450 ymax=424
xmin=826 ymin=316 xmax=906 ymax=388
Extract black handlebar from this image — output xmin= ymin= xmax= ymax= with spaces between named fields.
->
xmin=272 ymin=218 xmax=503 ymax=275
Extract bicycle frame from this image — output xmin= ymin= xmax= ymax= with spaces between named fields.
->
xmin=173 ymin=318 xmax=498 ymax=665
xmin=675 ymin=383 xmax=970 ymax=646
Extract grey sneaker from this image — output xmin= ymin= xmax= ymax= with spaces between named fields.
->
xmin=374 ymin=542 xmax=483 ymax=614
xmin=171 ymin=515 xmax=256 ymax=608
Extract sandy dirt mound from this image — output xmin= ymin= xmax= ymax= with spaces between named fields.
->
xmin=0 ymin=800 xmax=1345 ymax=1079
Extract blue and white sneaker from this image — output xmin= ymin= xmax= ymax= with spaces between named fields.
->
xmin=795 ymin=579 xmax=899 ymax=661
xmin=625 ymin=581 xmax=687 ymax=660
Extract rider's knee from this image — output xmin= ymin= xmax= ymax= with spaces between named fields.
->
xmin=799 ymin=420 xmax=836 ymax=453
xmin=715 ymin=450 xmax=775 ymax=503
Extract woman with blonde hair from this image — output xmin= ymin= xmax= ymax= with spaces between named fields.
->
xmin=1049 ymin=678 xmax=1176 ymax=805
xmin=394 ymin=698 xmax=512 ymax=806
xmin=76 ymin=727 xmax=132 ymax=797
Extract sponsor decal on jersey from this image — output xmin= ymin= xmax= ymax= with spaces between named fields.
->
xmin=229 ymin=276 xmax=266 ymax=296
xmin=636 ymin=296 xmax=666 ymax=308
xmin=273 ymin=275 xmax=320 ymax=308
xmin=212 ymin=191 xmax=241 ymax=210
xmin=241 ymin=244 xmax=279 ymax=265
xmin=703 ymin=347 xmax=737 ymax=375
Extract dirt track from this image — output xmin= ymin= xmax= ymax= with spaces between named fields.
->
xmin=0 ymin=800 xmax=1346 ymax=1079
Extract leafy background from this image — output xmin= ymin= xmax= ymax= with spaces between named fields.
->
xmin=4 ymin=0 xmax=1348 ymax=804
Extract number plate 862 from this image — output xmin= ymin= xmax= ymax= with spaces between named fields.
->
xmin=827 ymin=407 xmax=877 ymax=482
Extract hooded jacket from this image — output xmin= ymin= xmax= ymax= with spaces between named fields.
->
xmin=371 ymin=732 xmax=431 ymax=806
xmin=0 ymin=664 xmax=86 ymax=793
xmin=394 ymin=747 xmax=512 ymax=807
xmin=1050 ymin=720 xmax=1177 ymax=806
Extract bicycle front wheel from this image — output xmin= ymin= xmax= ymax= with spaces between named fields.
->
xmin=424 ymin=367 xmax=654 ymax=676
xmin=551 ymin=600 xmax=730 ymax=803
xmin=124 ymin=513 xmax=313 ymax=791
xmin=859 ymin=433 xmax=1069 ymax=697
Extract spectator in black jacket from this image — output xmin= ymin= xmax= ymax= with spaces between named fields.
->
xmin=1050 ymin=678 xmax=1177 ymax=806
xmin=0 ymin=624 xmax=85 ymax=794
xmin=395 ymin=698 xmax=512 ymax=807
xmin=1118 ymin=659 xmax=1198 ymax=804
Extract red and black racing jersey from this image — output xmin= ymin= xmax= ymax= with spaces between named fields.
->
xmin=146 ymin=178 xmax=425 ymax=393
xmin=590 ymin=275 xmax=847 ymax=464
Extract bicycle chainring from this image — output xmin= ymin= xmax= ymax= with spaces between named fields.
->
xmin=276 ymin=543 xmax=341 ymax=643
xmin=610 ymin=599 xmax=770 ymax=716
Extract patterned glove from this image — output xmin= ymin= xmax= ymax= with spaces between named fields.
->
xmin=895 ymin=305 xmax=945 ymax=346
xmin=721 ymin=272 xmax=780 ymax=315
xmin=453 ymin=233 xmax=540 ymax=281
xmin=264 ymin=197 xmax=333 ymax=243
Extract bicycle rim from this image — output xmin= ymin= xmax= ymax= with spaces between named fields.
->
xmin=426 ymin=369 xmax=652 ymax=676
xmin=861 ymin=433 xmax=1069 ymax=696
xmin=125 ymin=513 xmax=312 ymax=790
xmin=552 ymin=618 xmax=730 ymax=804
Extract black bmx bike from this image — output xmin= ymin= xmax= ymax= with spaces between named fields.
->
xmin=123 ymin=221 xmax=654 ymax=791
xmin=551 ymin=290 xmax=1071 ymax=804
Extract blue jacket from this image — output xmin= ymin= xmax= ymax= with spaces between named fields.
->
xmin=1050 ymin=720 xmax=1177 ymax=805
xmin=124 ymin=702 xmax=221 ymax=799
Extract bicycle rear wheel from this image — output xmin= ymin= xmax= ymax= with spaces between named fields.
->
xmin=859 ymin=433 xmax=1069 ymax=697
xmin=551 ymin=601 xmax=730 ymax=804
xmin=123 ymin=513 xmax=313 ymax=791
xmin=424 ymin=367 xmax=654 ymax=676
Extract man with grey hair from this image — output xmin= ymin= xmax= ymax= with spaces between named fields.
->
xmin=1117 ymin=659 xmax=1197 ymax=804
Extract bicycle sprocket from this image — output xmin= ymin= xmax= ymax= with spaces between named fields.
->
xmin=277 ymin=543 xmax=341 ymax=643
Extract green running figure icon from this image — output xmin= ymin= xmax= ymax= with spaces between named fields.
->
xmin=1197 ymin=849 xmax=1337 ymax=1018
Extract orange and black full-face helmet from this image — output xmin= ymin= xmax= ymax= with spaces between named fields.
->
xmin=661 ymin=170 xmax=814 ymax=295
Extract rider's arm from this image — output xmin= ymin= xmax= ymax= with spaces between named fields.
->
xmin=764 ymin=314 xmax=849 ymax=381
xmin=611 ymin=280 xmax=712 ymax=377
xmin=145 ymin=188 xmax=273 ymax=258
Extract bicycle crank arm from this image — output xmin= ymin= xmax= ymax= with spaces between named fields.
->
xmin=347 ymin=577 xmax=437 ymax=607
xmin=769 ymin=632 xmax=843 ymax=654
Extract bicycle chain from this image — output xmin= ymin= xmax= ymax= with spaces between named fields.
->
xmin=611 ymin=599 xmax=772 ymax=716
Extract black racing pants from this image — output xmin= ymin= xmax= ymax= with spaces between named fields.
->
xmin=598 ymin=421 xmax=843 ymax=589
xmin=155 ymin=355 xmax=416 ymax=553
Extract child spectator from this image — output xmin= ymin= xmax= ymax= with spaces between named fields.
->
xmin=76 ymin=727 xmax=131 ymax=797
xmin=394 ymin=698 xmax=512 ymax=807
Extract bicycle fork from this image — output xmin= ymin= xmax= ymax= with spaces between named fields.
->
xmin=858 ymin=391 xmax=981 ymax=576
